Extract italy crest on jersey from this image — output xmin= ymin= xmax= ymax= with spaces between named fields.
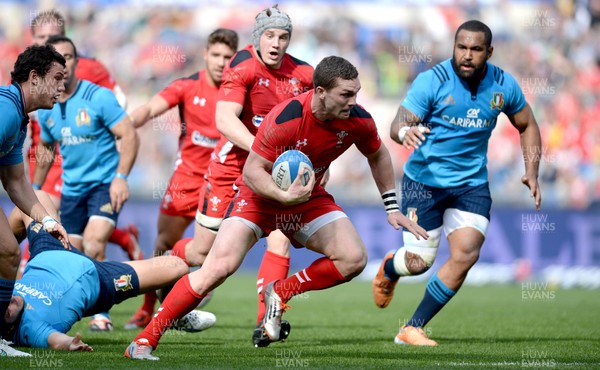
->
xmin=490 ymin=92 xmax=504 ymax=110
xmin=407 ymin=207 xmax=418 ymax=223
xmin=114 ymin=274 xmax=133 ymax=291
xmin=75 ymin=108 xmax=91 ymax=126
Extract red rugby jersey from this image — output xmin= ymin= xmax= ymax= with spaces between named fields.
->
xmin=75 ymin=57 xmax=116 ymax=90
xmin=213 ymin=44 xmax=314 ymax=169
xmin=159 ymin=70 xmax=220 ymax=176
xmin=252 ymin=90 xmax=382 ymax=186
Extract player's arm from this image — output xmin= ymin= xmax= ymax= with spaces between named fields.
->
xmin=389 ymin=106 xmax=430 ymax=150
xmin=508 ymin=103 xmax=542 ymax=210
xmin=215 ymin=101 xmax=255 ymax=151
xmin=243 ymin=150 xmax=315 ymax=206
xmin=32 ymin=140 xmax=55 ymax=189
xmin=48 ymin=332 xmax=93 ymax=352
xmin=109 ymin=116 xmax=139 ymax=213
xmin=365 ymin=143 xmax=428 ymax=240
xmin=0 ymin=163 xmax=69 ymax=247
xmin=129 ymin=94 xmax=171 ymax=129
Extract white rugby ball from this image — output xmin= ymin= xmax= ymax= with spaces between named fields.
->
xmin=271 ymin=150 xmax=313 ymax=191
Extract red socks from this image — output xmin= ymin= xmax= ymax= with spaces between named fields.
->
xmin=135 ymin=275 xmax=203 ymax=349
xmin=171 ymin=238 xmax=193 ymax=266
xmin=141 ymin=290 xmax=158 ymax=314
xmin=109 ymin=228 xmax=131 ymax=251
xmin=256 ymin=251 xmax=290 ymax=324
xmin=274 ymin=257 xmax=346 ymax=302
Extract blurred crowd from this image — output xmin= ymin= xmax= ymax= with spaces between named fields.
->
xmin=0 ymin=0 xmax=598 ymax=209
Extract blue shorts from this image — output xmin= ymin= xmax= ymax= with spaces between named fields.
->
xmin=401 ymin=175 xmax=492 ymax=231
xmin=86 ymin=259 xmax=140 ymax=316
xmin=26 ymin=224 xmax=140 ymax=316
xmin=60 ymin=184 xmax=119 ymax=235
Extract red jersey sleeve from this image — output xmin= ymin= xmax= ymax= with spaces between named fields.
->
xmin=158 ymin=78 xmax=188 ymax=107
xmin=353 ymin=105 xmax=382 ymax=156
xmin=217 ymin=49 xmax=256 ymax=106
xmin=252 ymin=100 xmax=300 ymax=162
xmin=75 ymin=57 xmax=116 ymax=90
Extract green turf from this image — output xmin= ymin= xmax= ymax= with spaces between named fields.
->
xmin=4 ymin=274 xmax=599 ymax=369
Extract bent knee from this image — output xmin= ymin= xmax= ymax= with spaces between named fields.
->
xmin=452 ymin=248 xmax=480 ymax=267
xmin=340 ymin=250 xmax=367 ymax=279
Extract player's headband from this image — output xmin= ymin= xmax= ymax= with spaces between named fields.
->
xmin=252 ymin=4 xmax=292 ymax=52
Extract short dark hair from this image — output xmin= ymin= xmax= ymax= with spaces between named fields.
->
xmin=313 ymin=56 xmax=358 ymax=91
xmin=10 ymin=44 xmax=66 ymax=84
xmin=46 ymin=35 xmax=78 ymax=59
xmin=455 ymin=20 xmax=493 ymax=48
xmin=31 ymin=9 xmax=66 ymax=35
xmin=208 ymin=28 xmax=239 ymax=52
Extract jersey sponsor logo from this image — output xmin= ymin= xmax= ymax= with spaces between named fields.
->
xmin=14 ymin=282 xmax=53 ymax=306
xmin=442 ymin=115 xmax=492 ymax=129
xmin=235 ymin=199 xmax=248 ymax=212
xmin=60 ymin=127 xmax=95 ymax=146
xmin=407 ymin=207 xmax=418 ymax=223
xmin=75 ymin=108 xmax=91 ymax=127
xmin=258 ymin=78 xmax=270 ymax=87
xmin=252 ymin=115 xmax=264 ymax=127
xmin=100 ymin=202 xmax=114 ymax=215
xmin=113 ymin=274 xmax=133 ymax=291
xmin=193 ymin=96 xmax=207 ymax=106
xmin=192 ymin=131 xmax=219 ymax=148
xmin=210 ymin=195 xmax=221 ymax=211
xmin=466 ymin=108 xmax=480 ymax=118
xmin=491 ymin=92 xmax=504 ymax=110
xmin=336 ymin=131 xmax=348 ymax=146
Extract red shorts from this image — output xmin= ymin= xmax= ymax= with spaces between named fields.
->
xmin=159 ymin=171 xmax=204 ymax=218
xmin=28 ymin=152 xmax=63 ymax=199
xmin=227 ymin=184 xmax=343 ymax=242
xmin=195 ymin=162 xmax=241 ymax=230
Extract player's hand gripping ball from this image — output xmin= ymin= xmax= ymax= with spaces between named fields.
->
xmin=271 ymin=150 xmax=313 ymax=191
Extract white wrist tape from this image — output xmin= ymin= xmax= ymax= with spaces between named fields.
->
xmin=42 ymin=216 xmax=58 ymax=230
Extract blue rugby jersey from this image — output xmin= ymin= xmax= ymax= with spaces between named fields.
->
xmin=38 ymin=80 xmax=126 ymax=195
xmin=402 ymin=59 xmax=526 ymax=188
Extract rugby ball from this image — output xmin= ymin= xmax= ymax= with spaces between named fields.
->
xmin=271 ymin=150 xmax=313 ymax=191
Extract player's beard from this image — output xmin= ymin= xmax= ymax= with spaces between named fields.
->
xmin=451 ymin=54 xmax=486 ymax=81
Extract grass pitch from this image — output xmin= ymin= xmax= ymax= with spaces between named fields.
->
xmin=4 ymin=274 xmax=599 ymax=369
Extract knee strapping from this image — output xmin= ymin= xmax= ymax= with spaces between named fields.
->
xmin=393 ymin=227 xmax=442 ymax=276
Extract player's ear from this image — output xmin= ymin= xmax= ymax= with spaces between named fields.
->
xmin=486 ymin=46 xmax=493 ymax=60
xmin=29 ymin=69 xmax=39 ymax=85
xmin=316 ymin=86 xmax=325 ymax=99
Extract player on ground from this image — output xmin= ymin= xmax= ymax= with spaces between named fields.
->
xmin=372 ymin=20 xmax=542 ymax=346
xmin=2 ymin=190 xmax=216 ymax=352
xmin=33 ymin=36 xmax=140 ymax=331
xmin=124 ymin=29 xmax=238 ymax=329
xmin=0 ymin=45 xmax=69 ymax=357
xmin=25 ymin=9 xmax=140 ymax=263
xmin=123 ymin=56 xmax=428 ymax=361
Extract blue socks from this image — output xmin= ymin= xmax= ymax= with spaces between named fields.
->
xmin=0 ymin=278 xmax=16 ymax=336
xmin=383 ymin=255 xmax=400 ymax=281
xmin=406 ymin=273 xmax=455 ymax=328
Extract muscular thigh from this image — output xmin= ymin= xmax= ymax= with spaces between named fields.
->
xmin=304 ymin=217 xmax=365 ymax=261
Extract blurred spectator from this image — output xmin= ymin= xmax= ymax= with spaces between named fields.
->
xmin=0 ymin=1 xmax=597 ymax=208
